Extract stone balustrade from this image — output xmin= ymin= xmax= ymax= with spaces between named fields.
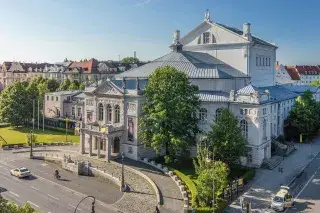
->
xmin=2 ymin=142 xmax=78 ymax=150
xmin=139 ymin=157 xmax=189 ymax=212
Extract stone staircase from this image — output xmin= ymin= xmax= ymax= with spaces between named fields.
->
xmin=262 ymin=156 xmax=283 ymax=170
xmin=271 ymin=138 xmax=288 ymax=156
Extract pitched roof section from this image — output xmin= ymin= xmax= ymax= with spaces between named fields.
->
xmin=215 ymin=23 xmax=277 ymax=48
xmin=280 ymin=84 xmax=320 ymax=93
xmin=261 ymin=85 xmax=299 ymax=102
xmin=237 ymin=85 xmax=264 ymax=95
xmin=199 ymin=91 xmax=229 ymax=102
xmin=284 ymin=66 xmax=300 ymax=80
xmin=116 ymin=51 xmax=248 ymax=79
xmin=67 ymin=58 xmax=99 ymax=73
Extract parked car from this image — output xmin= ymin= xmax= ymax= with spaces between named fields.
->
xmin=10 ymin=167 xmax=31 ymax=178
xmin=271 ymin=186 xmax=294 ymax=211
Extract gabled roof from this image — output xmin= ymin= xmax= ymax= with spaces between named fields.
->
xmin=87 ymin=79 xmax=124 ymax=96
xmin=215 ymin=23 xmax=277 ymax=48
xmin=284 ymin=66 xmax=300 ymax=80
xmin=46 ymin=90 xmax=81 ymax=96
xmin=237 ymin=85 xmax=264 ymax=95
xmin=67 ymin=58 xmax=99 ymax=73
xmin=116 ymin=51 xmax=248 ymax=79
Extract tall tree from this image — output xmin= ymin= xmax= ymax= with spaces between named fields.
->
xmin=121 ymin=57 xmax=139 ymax=64
xmin=0 ymin=196 xmax=39 ymax=213
xmin=58 ymin=78 xmax=71 ymax=91
xmin=139 ymin=66 xmax=200 ymax=162
xmin=288 ymin=90 xmax=319 ymax=139
xmin=196 ymin=161 xmax=229 ymax=207
xmin=47 ymin=79 xmax=60 ymax=92
xmin=0 ymin=83 xmax=30 ymax=125
xmin=207 ymin=108 xmax=247 ymax=165
xmin=68 ymin=80 xmax=80 ymax=90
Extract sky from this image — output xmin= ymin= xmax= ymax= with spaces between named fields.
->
xmin=0 ymin=0 xmax=320 ymax=65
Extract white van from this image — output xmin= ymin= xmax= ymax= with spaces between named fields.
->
xmin=271 ymin=186 xmax=294 ymax=211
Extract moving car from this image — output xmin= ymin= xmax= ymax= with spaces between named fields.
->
xmin=10 ymin=167 xmax=31 ymax=178
xmin=271 ymin=186 xmax=294 ymax=211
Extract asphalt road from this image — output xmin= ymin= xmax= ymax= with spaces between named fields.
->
xmin=0 ymin=156 xmax=123 ymax=213
xmin=285 ymin=154 xmax=320 ymax=213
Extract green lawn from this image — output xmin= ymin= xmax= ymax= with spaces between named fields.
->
xmin=0 ymin=126 xmax=80 ymax=145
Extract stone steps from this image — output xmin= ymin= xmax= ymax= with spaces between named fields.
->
xmin=262 ymin=156 xmax=283 ymax=170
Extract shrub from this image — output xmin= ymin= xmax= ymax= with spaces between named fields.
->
xmin=195 ymin=198 xmax=227 ymax=213
xmin=174 ymin=169 xmax=198 ymax=207
xmin=243 ymin=168 xmax=256 ymax=184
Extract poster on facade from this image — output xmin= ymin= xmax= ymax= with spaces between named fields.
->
xmin=128 ymin=117 xmax=134 ymax=141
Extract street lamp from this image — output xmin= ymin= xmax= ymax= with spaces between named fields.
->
xmin=74 ymin=195 xmax=95 ymax=213
xmin=65 ymin=118 xmax=69 ymax=143
xmin=29 ymin=130 xmax=33 ymax=159
xmin=120 ymin=151 xmax=125 ymax=192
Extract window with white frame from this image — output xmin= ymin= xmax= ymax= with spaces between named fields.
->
xmin=106 ymin=104 xmax=112 ymax=123
xmin=216 ymin=108 xmax=222 ymax=121
xmin=199 ymin=108 xmax=207 ymax=123
xmin=71 ymin=107 xmax=75 ymax=116
xmin=203 ymin=32 xmax=210 ymax=44
xmin=115 ymin=105 xmax=120 ymax=123
xmin=240 ymin=120 xmax=248 ymax=139
xmin=98 ymin=103 xmax=104 ymax=121
xmin=77 ymin=107 xmax=81 ymax=117
xmin=212 ymin=34 xmax=216 ymax=43
xmin=263 ymin=119 xmax=267 ymax=140
xmin=263 ymin=108 xmax=267 ymax=115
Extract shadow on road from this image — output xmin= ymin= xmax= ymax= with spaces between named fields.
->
xmin=0 ymin=187 xmax=7 ymax=193
xmin=289 ymin=200 xmax=315 ymax=212
xmin=58 ymin=178 xmax=70 ymax=182
xmin=21 ymin=175 xmax=38 ymax=181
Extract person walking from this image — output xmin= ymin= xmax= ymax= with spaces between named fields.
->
xmin=155 ymin=206 xmax=160 ymax=213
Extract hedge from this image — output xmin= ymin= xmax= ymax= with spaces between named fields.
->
xmin=196 ymin=199 xmax=227 ymax=213
xmin=173 ymin=169 xmax=198 ymax=207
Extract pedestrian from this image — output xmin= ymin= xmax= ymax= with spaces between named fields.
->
xmin=155 ymin=206 xmax=160 ymax=213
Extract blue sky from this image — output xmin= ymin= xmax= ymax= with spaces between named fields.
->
xmin=0 ymin=0 xmax=319 ymax=65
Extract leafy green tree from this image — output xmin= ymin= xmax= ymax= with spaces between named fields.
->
xmin=207 ymin=108 xmax=247 ymax=165
xmin=58 ymin=78 xmax=71 ymax=91
xmin=193 ymin=145 xmax=213 ymax=175
xmin=310 ymin=80 xmax=320 ymax=86
xmin=0 ymin=83 xmax=30 ymax=126
xmin=68 ymin=80 xmax=80 ymax=90
xmin=47 ymin=79 xmax=60 ymax=92
xmin=0 ymin=196 xmax=39 ymax=213
xmin=121 ymin=57 xmax=139 ymax=63
xmin=139 ymin=66 xmax=200 ymax=162
xmin=196 ymin=161 xmax=229 ymax=207
xmin=288 ymin=90 xmax=319 ymax=139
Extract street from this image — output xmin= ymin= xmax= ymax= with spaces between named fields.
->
xmin=0 ymin=152 xmax=123 ymax=213
xmin=285 ymin=153 xmax=320 ymax=213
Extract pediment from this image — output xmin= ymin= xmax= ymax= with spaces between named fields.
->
xmin=94 ymin=81 xmax=123 ymax=96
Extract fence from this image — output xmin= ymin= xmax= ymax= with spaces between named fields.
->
xmin=222 ymin=178 xmax=244 ymax=202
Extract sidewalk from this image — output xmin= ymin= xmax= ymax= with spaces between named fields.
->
xmin=115 ymin=158 xmax=185 ymax=213
xmin=225 ymin=138 xmax=320 ymax=213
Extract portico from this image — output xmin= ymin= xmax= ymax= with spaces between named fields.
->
xmin=80 ymin=123 xmax=124 ymax=162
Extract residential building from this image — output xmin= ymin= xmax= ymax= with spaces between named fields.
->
xmin=43 ymin=62 xmax=71 ymax=82
xmin=276 ymin=62 xmax=299 ymax=85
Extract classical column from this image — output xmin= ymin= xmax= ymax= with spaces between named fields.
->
xmin=89 ymin=135 xmax=93 ymax=156
xmin=97 ymin=137 xmax=101 ymax=158
xmin=105 ymin=137 xmax=111 ymax=162
xmin=80 ymin=132 xmax=85 ymax=154
xmin=93 ymin=136 xmax=97 ymax=150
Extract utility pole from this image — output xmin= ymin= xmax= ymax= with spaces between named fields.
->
xmin=29 ymin=130 xmax=33 ymax=158
xmin=65 ymin=118 xmax=69 ymax=143
xmin=42 ymin=110 xmax=44 ymax=131
xmin=33 ymin=99 xmax=35 ymax=130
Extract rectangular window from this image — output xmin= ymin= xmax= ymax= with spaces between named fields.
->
xmin=77 ymin=107 xmax=81 ymax=117
xmin=240 ymin=109 xmax=244 ymax=115
xmin=71 ymin=107 xmax=75 ymax=116
xmin=51 ymin=96 xmax=53 ymax=101
xmin=56 ymin=97 xmax=58 ymax=101
xmin=259 ymin=57 xmax=261 ymax=66
xmin=263 ymin=108 xmax=267 ymax=115
xmin=203 ymin=32 xmax=210 ymax=44
xmin=47 ymin=96 xmax=49 ymax=101
xmin=256 ymin=57 xmax=258 ymax=66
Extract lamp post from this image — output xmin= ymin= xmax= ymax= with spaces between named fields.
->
xmin=120 ymin=151 xmax=125 ymax=192
xmin=29 ymin=130 xmax=33 ymax=159
xmin=65 ymin=118 xmax=69 ymax=143
xmin=74 ymin=195 xmax=95 ymax=213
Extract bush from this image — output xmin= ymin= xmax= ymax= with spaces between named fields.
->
xmin=174 ymin=169 xmax=198 ymax=207
xmin=243 ymin=168 xmax=256 ymax=184
xmin=276 ymin=135 xmax=285 ymax=143
xmin=195 ymin=199 xmax=227 ymax=213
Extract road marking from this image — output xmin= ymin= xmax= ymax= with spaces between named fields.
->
xmin=3 ymin=167 xmax=8 ymax=171
xmin=9 ymin=191 xmax=20 ymax=197
xmin=69 ymin=204 xmax=82 ymax=211
xmin=47 ymin=194 xmax=59 ymax=201
xmin=27 ymin=201 xmax=39 ymax=208
xmin=29 ymin=185 xmax=39 ymax=191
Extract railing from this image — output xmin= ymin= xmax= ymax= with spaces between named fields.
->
xmin=0 ymin=135 xmax=8 ymax=145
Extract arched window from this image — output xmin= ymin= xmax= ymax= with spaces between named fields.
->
xmin=263 ymin=119 xmax=267 ymax=140
xmin=199 ymin=108 xmax=207 ymax=123
xmin=197 ymin=36 xmax=201 ymax=44
xmin=212 ymin=34 xmax=216 ymax=43
xmin=240 ymin=120 xmax=248 ymax=139
xmin=216 ymin=108 xmax=222 ymax=121
xmin=115 ymin=105 xmax=120 ymax=123
xmin=98 ymin=103 xmax=104 ymax=121
xmin=106 ymin=104 xmax=112 ymax=123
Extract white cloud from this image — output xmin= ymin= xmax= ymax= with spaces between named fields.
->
xmin=135 ymin=0 xmax=152 ymax=7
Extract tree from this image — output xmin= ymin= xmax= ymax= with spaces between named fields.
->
xmin=58 ymin=78 xmax=71 ymax=91
xmin=310 ymin=80 xmax=320 ymax=86
xmin=68 ymin=80 xmax=80 ymax=90
xmin=193 ymin=145 xmax=213 ymax=175
xmin=288 ymin=90 xmax=319 ymax=139
xmin=196 ymin=161 xmax=229 ymax=207
xmin=207 ymin=108 xmax=247 ymax=165
xmin=0 ymin=196 xmax=39 ymax=213
xmin=139 ymin=66 xmax=200 ymax=162
xmin=0 ymin=83 xmax=30 ymax=126
xmin=47 ymin=79 xmax=60 ymax=92
xmin=121 ymin=57 xmax=139 ymax=64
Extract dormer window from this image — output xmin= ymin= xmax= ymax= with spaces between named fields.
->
xmin=203 ymin=32 xmax=210 ymax=44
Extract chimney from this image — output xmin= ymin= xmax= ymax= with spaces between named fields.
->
xmin=276 ymin=61 xmax=280 ymax=66
xmin=134 ymin=51 xmax=136 ymax=59
xmin=243 ymin=23 xmax=252 ymax=41
xmin=173 ymin=30 xmax=180 ymax=43
xmin=171 ymin=30 xmax=183 ymax=52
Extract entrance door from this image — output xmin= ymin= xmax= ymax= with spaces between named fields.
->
xmin=264 ymin=146 xmax=268 ymax=159
xmin=113 ymin=137 xmax=120 ymax=153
